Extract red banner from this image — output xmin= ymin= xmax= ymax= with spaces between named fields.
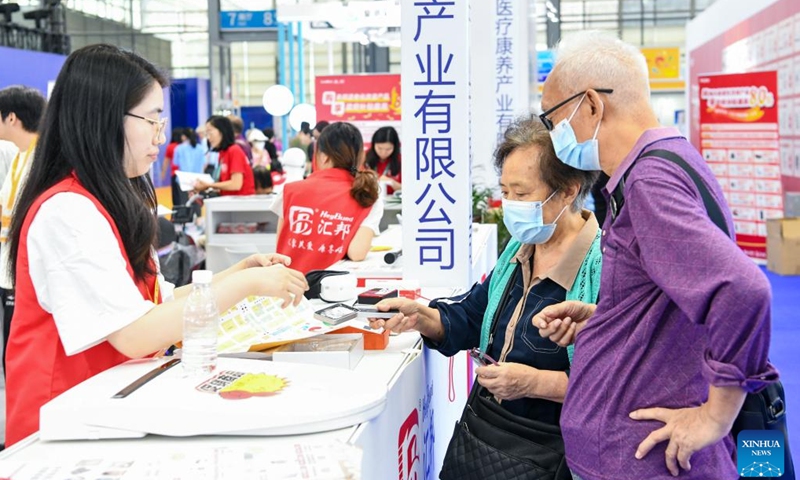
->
xmin=698 ymin=71 xmax=781 ymax=260
xmin=315 ymin=74 xmax=401 ymax=144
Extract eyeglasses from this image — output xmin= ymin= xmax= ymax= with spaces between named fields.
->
xmin=538 ymin=89 xmax=613 ymax=131
xmin=125 ymin=112 xmax=167 ymax=140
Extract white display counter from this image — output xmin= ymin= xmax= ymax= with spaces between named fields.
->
xmin=0 ymin=331 xmax=427 ymax=479
xmin=0 ymin=224 xmax=498 ymax=479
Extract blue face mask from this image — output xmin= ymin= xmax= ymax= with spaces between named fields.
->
xmin=549 ymin=94 xmax=603 ymax=171
xmin=502 ymin=191 xmax=568 ymax=245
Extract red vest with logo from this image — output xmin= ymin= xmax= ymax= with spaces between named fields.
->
xmin=5 ymin=175 xmax=159 ymax=446
xmin=276 ymin=168 xmax=371 ymax=274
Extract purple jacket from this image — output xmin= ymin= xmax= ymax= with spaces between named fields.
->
xmin=562 ymin=128 xmax=778 ymax=480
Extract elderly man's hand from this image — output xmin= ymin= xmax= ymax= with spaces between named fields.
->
xmin=630 ymin=404 xmax=732 ymax=477
xmin=475 ymin=362 xmax=536 ymax=401
xmin=532 ymin=300 xmax=596 ymax=346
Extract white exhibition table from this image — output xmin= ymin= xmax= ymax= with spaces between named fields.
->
xmin=0 ymin=330 xmax=427 ymax=479
xmin=0 ymin=223 xmax=497 ymax=479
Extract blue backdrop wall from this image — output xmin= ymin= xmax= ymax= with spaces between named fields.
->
xmin=0 ymin=46 xmax=66 ymax=95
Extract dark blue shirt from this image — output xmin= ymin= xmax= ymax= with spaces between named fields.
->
xmin=424 ymin=264 xmax=569 ymax=425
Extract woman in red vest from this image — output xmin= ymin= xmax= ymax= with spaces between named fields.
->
xmin=5 ymin=45 xmax=308 ymax=446
xmin=193 ymin=116 xmax=255 ymax=196
xmin=365 ymin=126 xmax=401 ymax=194
xmin=272 ymin=122 xmax=384 ymax=274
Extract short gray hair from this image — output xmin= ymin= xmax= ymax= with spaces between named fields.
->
xmin=494 ymin=116 xmax=598 ymax=212
xmin=553 ymin=31 xmax=650 ymax=107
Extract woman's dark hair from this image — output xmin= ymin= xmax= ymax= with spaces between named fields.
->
xmin=206 ymin=115 xmax=236 ymax=152
xmin=170 ymin=128 xmax=183 ymax=144
xmin=252 ymin=165 xmax=273 ymax=191
xmin=365 ymin=126 xmax=400 ymax=176
xmin=262 ymin=127 xmax=275 ymax=140
xmin=316 ymin=122 xmax=378 ymax=208
xmin=10 ymin=44 xmax=168 ymax=284
xmin=493 ymin=115 xmax=598 ymax=212
xmin=184 ymin=127 xmax=198 ymax=148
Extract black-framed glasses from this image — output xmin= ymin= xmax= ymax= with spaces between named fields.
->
xmin=538 ymin=88 xmax=614 ymax=131
xmin=125 ymin=112 xmax=167 ymax=140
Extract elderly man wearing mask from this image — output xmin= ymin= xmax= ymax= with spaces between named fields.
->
xmin=533 ymin=31 xmax=777 ymax=480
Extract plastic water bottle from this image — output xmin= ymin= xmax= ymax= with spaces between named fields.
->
xmin=182 ymin=270 xmax=218 ymax=376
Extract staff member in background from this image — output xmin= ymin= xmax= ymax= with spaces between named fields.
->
xmin=162 ymin=128 xmax=183 ymax=206
xmin=173 ymin=127 xmax=206 ymax=174
xmin=365 ymin=126 xmax=402 ymax=194
xmin=0 ymin=85 xmax=46 ymax=376
xmin=272 ymin=122 xmax=384 ymax=274
xmin=227 ymin=115 xmax=252 ymax=162
xmin=194 ymin=116 xmax=256 ymax=196
xmin=0 ymin=141 xmax=14 ymax=187
xmin=262 ymin=127 xmax=279 ymax=164
xmin=5 ymin=44 xmax=308 ymax=446
xmin=306 ymin=120 xmax=329 ymax=174
xmin=252 ymin=165 xmax=274 ymax=195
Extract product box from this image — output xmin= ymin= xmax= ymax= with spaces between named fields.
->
xmin=329 ymin=325 xmax=390 ymax=350
xmin=357 ymin=287 xmax=398 ymax=305
xmin=271 ymin=334 xmax=364 ymax=370
xmin=766 ymin=217 xmax=800 ymax=275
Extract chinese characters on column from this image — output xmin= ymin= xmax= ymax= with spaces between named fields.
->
xmin=403 ymin=0 xmax=472 ymax=285
xmin=495 ymin=0 xmax=515 ymax=144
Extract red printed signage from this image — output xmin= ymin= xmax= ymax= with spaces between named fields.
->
xmin=397 ymin=408 xmax=421 ymax=480
xmin=315 ymin=74 xmax=401 ymax=147
xmin=315 ymin=74 xmax=401 ymax=123
xmin=698 ymin=71 xmax=782 ymax=260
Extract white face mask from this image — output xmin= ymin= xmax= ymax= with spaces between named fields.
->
xmin=548 ymin=94 xmax=603 ymax=171
xmin=502 ymin=190 xmax=568 ymax=244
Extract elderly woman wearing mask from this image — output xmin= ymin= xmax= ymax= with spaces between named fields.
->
xmin=368 ymin=116 xmax=601 ymax=480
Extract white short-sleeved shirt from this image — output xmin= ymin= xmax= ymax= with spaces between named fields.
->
xmin=0 ymin=140 xmax=16 ymax=187
xmin=270 ymin=190 xmax=384 ymax=236
xmin=27 ymin=193 xmax=173 ymax=355
xmin=0 ymin=142 xmax=29 ymax=289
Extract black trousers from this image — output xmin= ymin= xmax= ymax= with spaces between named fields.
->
xmin=1 ymin=286 xmax=14 ymax=378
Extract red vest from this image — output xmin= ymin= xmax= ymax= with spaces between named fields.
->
xmin=5 ymin=175 xmax=159 ymax=446
xmin=276 ymin=168 xmax=371 ymax=274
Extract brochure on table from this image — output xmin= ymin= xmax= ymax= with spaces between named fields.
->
xmin=39 ymin=357 xmax=387 ymax=441
xmin=174 ymin=171 xmax=215 ymax=192
xmin=218 ymin=296 xmax=340 ymax=353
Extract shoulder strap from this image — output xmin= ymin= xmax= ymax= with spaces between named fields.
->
xmin=479 ymin=239 xmax=522 ymax=353
xmin=610 ymin=149 xmax=730 ymax=238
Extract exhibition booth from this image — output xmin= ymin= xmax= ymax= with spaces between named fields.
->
xmin=1 ymin=0 xmax=799 ymax=478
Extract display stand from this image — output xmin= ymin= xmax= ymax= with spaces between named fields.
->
xmin=203 ymin=195 xmax=279 ymax=272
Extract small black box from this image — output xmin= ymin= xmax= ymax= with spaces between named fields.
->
xmin=357 ymin=287 xmax=399 ymax=305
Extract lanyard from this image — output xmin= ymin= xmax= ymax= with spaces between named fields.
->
xmin=147 ymin=276 xmax=160 ymax=304
xmin=4 ymin=139 xmax=36 ymax=212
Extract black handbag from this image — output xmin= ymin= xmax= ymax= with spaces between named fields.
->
xmin=439 ymin=384 xmax=571 ymax=480
xmin=439 ymin=266 xmax=571 ymax=480
xmin=611 ymin=149 xmax=794 ymax=480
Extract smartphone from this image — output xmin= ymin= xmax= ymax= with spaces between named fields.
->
xmin=468 ymin=348 xmax=499 ymax=366
xmin=354 ymin=304 xmax=401 ymax=319
xmin=313 ymin=303 xmax=359 ymax=325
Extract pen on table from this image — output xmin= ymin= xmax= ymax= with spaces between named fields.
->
xmin=112 ymin=358 xmax=181 ymax=399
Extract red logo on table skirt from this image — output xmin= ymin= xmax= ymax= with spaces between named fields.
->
xmin=398 ymin=408 xmax=421 ymax=480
